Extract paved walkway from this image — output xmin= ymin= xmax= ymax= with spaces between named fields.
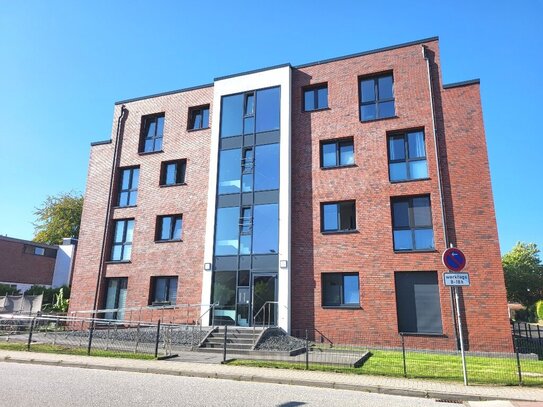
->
xmin=1 ymin=350 xmax=542 ymax=403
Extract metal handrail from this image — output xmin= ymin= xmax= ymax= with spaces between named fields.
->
xmin=252 ymin=301 xmax=279 ymax=341
xmin=196 ymin=303 xmax=217 ymax=329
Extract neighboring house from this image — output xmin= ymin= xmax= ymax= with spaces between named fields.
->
xmin=69 ymin=37 xmax=511 ymax=351
xmin=0 ymin=236 xmax=77 ymax=292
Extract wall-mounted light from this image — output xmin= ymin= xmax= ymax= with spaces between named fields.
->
xmin=280 ymin=260 xmax=288 ymax=269
xmin=204 ymin=263 xmax=212 ymax=271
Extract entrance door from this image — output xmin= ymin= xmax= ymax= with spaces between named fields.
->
xmin=252 ymin=274 xmax=277 ymax=326
xmin=104 ymin=278 xmax=127 ymax=320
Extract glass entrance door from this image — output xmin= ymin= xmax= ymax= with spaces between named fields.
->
xmin=252 ymin=274 xmax=277 ymax=326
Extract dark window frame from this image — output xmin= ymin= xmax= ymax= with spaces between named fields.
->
xmin=160 ymin=160 xmax=186 ymax=186
xmin=188 ymin=105 xmax=210 ymax=131
xmin=139 ymin=113 xmax=165 ymax=153
xmin=110 ymin=219 xmax=134 ymax=262
xmin=149 ymin=276 xmax=178 ymax=305
xmin=320 ymin=200 xmax=357 ymax=233
xmin=387 ymin=130 xmax=428 ymax=182
xmin=303 ymin=83 xmax=329 ymax=112
xmin=155 ymin=214 xmax=183 ymax=242
xmin=23 ymin=245 xmax=56 ymax=258
xmin=391 ymin=195 xmax=434 ymax=252
xmin=321 ymin=272 xmax=360 ymax=307
xmin=117 ymin=166 xmax=140 ymax=207
xmin=320 ymin=138 xmax=355 ymax=168
xmin=359 ymin=72 xmax=395 ymax=121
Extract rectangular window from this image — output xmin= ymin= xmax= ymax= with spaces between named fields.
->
xmin=360 ymin=73 xmax=395 ymax=121
xmin=104 ymin=277 xmax=128 ymax=320
xmin=156 ymin=215 xmax=182 ymax=241
xmin=188 ymin=105 xmax=210 ymax=130
xmin=118 ymin=167 xmax=139 ymax=206
xmin=388 ymin=131 xmax=428 ymax=181
xmin=321 ymin=138 xmax=354 ymax=168
xmin=321 ymin=201 xmax=356 ymax=232
xmin=160 ymin=160 xmax=186 ymax=186
xmin=304 ymin=84 xmax=328 ymax=111
xmin=391 ymin=196 xmax=434 ymax=251
xmin=111 ymin=219 xmax=134 ymax=261
xmin=140 ymin=114 xmax=164 ymax=152
xmin=150 ymin=276 xmax=178 ymax=305
xmin=322 ymin=273 xmax=359 ymax=307
xmin=395 ymin=271 xmax=442 ymax=334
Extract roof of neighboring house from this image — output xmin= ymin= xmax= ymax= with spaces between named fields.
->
xmin=0 ymin=235 xmax=58 ymax=250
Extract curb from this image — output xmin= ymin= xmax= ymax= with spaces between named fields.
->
xmin=0 ymin=355 xmax=538 ymax=403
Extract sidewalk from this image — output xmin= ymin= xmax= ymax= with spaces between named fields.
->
xmin=1 ymin=350 xmax=542 ymax=404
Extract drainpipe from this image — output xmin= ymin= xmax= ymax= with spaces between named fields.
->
xmin=422 ymin=45 xmax=459 ymax=349
xmin=92 ymin=105 xmax=127 ymax=313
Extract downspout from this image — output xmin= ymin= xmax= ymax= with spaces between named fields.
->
xmin=422 ymin=45 xmax=459 ymax=349
xmin=92 ymin=105 xmax=127 ymax=313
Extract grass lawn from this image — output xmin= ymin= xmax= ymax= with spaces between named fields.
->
xmin=229 ymin=349 xmax=543 ymax=386
xmin=0 ymin=342 xmax=154 ymax=360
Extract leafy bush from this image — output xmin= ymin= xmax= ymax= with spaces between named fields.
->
xmin=25 ymin=285 xmax=70 ymax=305
xmin=515 ymin=304 xmax=537 ymax=322
xmin=0 ymin=284 xmax=20 ymax=296
xmin=536 ymin=300 xmax=543 ymax=321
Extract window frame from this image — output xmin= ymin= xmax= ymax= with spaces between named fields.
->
xmin=320 ymin=200 xmax=357 ymax=233
xmin=150 ymin=276 xmax=178 ymax=306
xmin=359 ymin=73 xmax=395 ymax=122
xmin=117 ymin=166 xmax=140 ymax=207
xmin=155 ymin=214 xmax=183 ymax=242
xmin=188 ymin=105 xmax=210 ymax=131
xmin=139 ymin=113 xmax=165 ymax=153
xmin=321 ymin=272 xmax=360 ymax=308
xmin=110 ymin=219 xmax=134 ymax=262
xmin=387 ymin=130 xmax=428 ymax=182
xmin=391 ymin=195 xmax=434 ymax=252
xmin=303 ymin=83 xmax=329 ymax=112
xmin=160 ymin=160 xmax=186 ymax=186
xmin=320 ymin=138 xmax=355 ymax=169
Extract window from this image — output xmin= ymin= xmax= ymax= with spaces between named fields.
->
xmin=156 ymin=215 xmax=182 ymax=241
xmin=160 ymin=160 xmax=186 ymax=186
xmin=111 ymin=219 xmax=134 ymax=261
xmin=388 ymin=131 xmax=428 ymax=181
xmin=321 ymin=201 xmax=356 ymax=232
xmin=322 ymin=273 xmax=359 ymax=307
xmin=150 ymin=277 xmax=178 ymax=305
xmin=360 ymin=73 xmax=395 ymax=121
xmin=188 ymin=105 xmax=210 ymax=130
xmin=391 ymin=196 xmax=434 ymax=251
xmin=395 ymin=271 xmax=442 ymax=334
xmin=104 ymin=278 xmax=128 ymax=320
xmin=140 ymin=114 xmax=164 ymax=153
xmin=304 ymin=84 xmax=328 ymax=111
xmin=321 ymin=138 xmax=354 ymax=168
xmin=118 ymin=167 xmax=139 ymax=206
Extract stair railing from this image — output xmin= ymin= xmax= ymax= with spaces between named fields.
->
xmin=252 ymin=301 xmax=279 ymax=342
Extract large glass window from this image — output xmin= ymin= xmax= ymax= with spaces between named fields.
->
xmin=104 ymin=277 xmax=128 ymax=320
xmin=392 ymin=196 xmax=434 ymax=251
xmin=395 ymin=271 xmax=442 ymax=334
xmin=253 ymin=203 xmax=279 ymax=254
xmin=218 ymin=148 xmax=241 ymax=194
xmin=118 ymin=167 xmax=139 ymax=207
xmin=111 ymin=219 xmax=134 ymax=261
xmin=212 ymin=271 xmax=237 ymax=325
xmin=388 ymin=131 xmax=428 ymax=181
xmin=321 ymin=139 xmax=354 ymax=168
xmin=140 ymin=114 xmax=164 ymax=152
xmin=254 ymin=143 xmax=279 ymax=191
xmin=156 ymin=215 xmax=182 ymax=242
xmin=321 ymin=201 xmax=356 ymax=232
xmin=220 ymin=94 xmax=244 ymax=138
xmin=214 ymin=207 xmax=240 ymax=255
xmin=322 ymin=273 xmax=359 ymax=306
xmin=304 ymin=84 xmax=328 ymax=111
xmin=255 ymin=87 xmax=280 ymax=133
xmin=150 ymin=277 xmax=178 ymax=305
xmin=360 ymin=74 xmax=395 ymax=121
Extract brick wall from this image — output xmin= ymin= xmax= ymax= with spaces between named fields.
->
xmin=0 ymin=238 xmax=56 ymax=286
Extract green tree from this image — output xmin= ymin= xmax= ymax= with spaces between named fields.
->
xmin=0 ymin=284 xmax=20 ymax=296
xmin=33 ymin=191 xmax=83 ymax=245
xmin=502 ymin=242 xmax=543 ymax=306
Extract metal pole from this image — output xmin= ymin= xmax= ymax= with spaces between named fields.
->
xmin=87 ymin=320 xmax=95 ymax=356
xmin=305 ymin=329 xmax=309 ymax=370
xmin=401 ymin=333 xmax=407 ymax=377
xmin=134 ymin=323 xmax=140 ymax=354
xmin=106 ymin=321 xmax=111 ymax=350
xmin=222 ymin=325 xmax=228 ymax=363
xmin=513 ymin=335 xmax=523 ymax=385
xmin=27 ymin=318 xmax=35 ymax=351
xmin=154 ymin=320 xmax=161 ymax=359
xmin=455 ymin=287 xmax=468 ymax=386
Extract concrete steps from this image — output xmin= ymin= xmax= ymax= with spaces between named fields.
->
xmin=198 ymin=327 xmax=265 ymax=353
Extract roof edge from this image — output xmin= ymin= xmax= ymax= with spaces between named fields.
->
xmin=90 ymin=139 xmax=112 ymax=147
xmin=114 ymin=83 xmax=214 ymax=105
xmin=443 ymin=79 xmax=480 ymax=89
xmin=294 ymin=36 xmax=439 ymax=69
xmin=0 ymin=235 xmax=59 ymax=249
xmin=214 ymin=63 xmax=291 ymax=82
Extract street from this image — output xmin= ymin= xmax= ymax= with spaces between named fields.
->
xmin=1 ymin=362 xmax=455 ymax=406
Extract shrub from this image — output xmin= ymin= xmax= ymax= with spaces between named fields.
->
xmin=515 ymin=304 xmax=537 ymax=322
xmin=0 ymin=284 xmax=20 ymax=296
xmin=536 ymin=300 xmax=543 ymax=321
xmin=25 ymin=285 xmax=70 ymax=305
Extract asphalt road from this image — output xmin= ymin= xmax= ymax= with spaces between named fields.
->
xmin=0 ymin=362 xmax=460 ymax=407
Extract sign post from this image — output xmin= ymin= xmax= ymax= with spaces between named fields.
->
xmin=442 ymin=247 xmax=469 ymax=386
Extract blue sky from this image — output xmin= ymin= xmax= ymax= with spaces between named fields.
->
xmin=0 ymin=0 xmax=541 ymax=254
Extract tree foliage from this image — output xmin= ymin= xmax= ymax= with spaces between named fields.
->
xmin=33 ymin=191 xmax=83 ymax=245
xmin=502 ymin=242 xmax=543 ymax=306
xmin=0 ymin=284 xmax=20 ymax=296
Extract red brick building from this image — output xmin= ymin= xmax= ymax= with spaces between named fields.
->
xmin=69 ymin=37 xmax=511 ymax=351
